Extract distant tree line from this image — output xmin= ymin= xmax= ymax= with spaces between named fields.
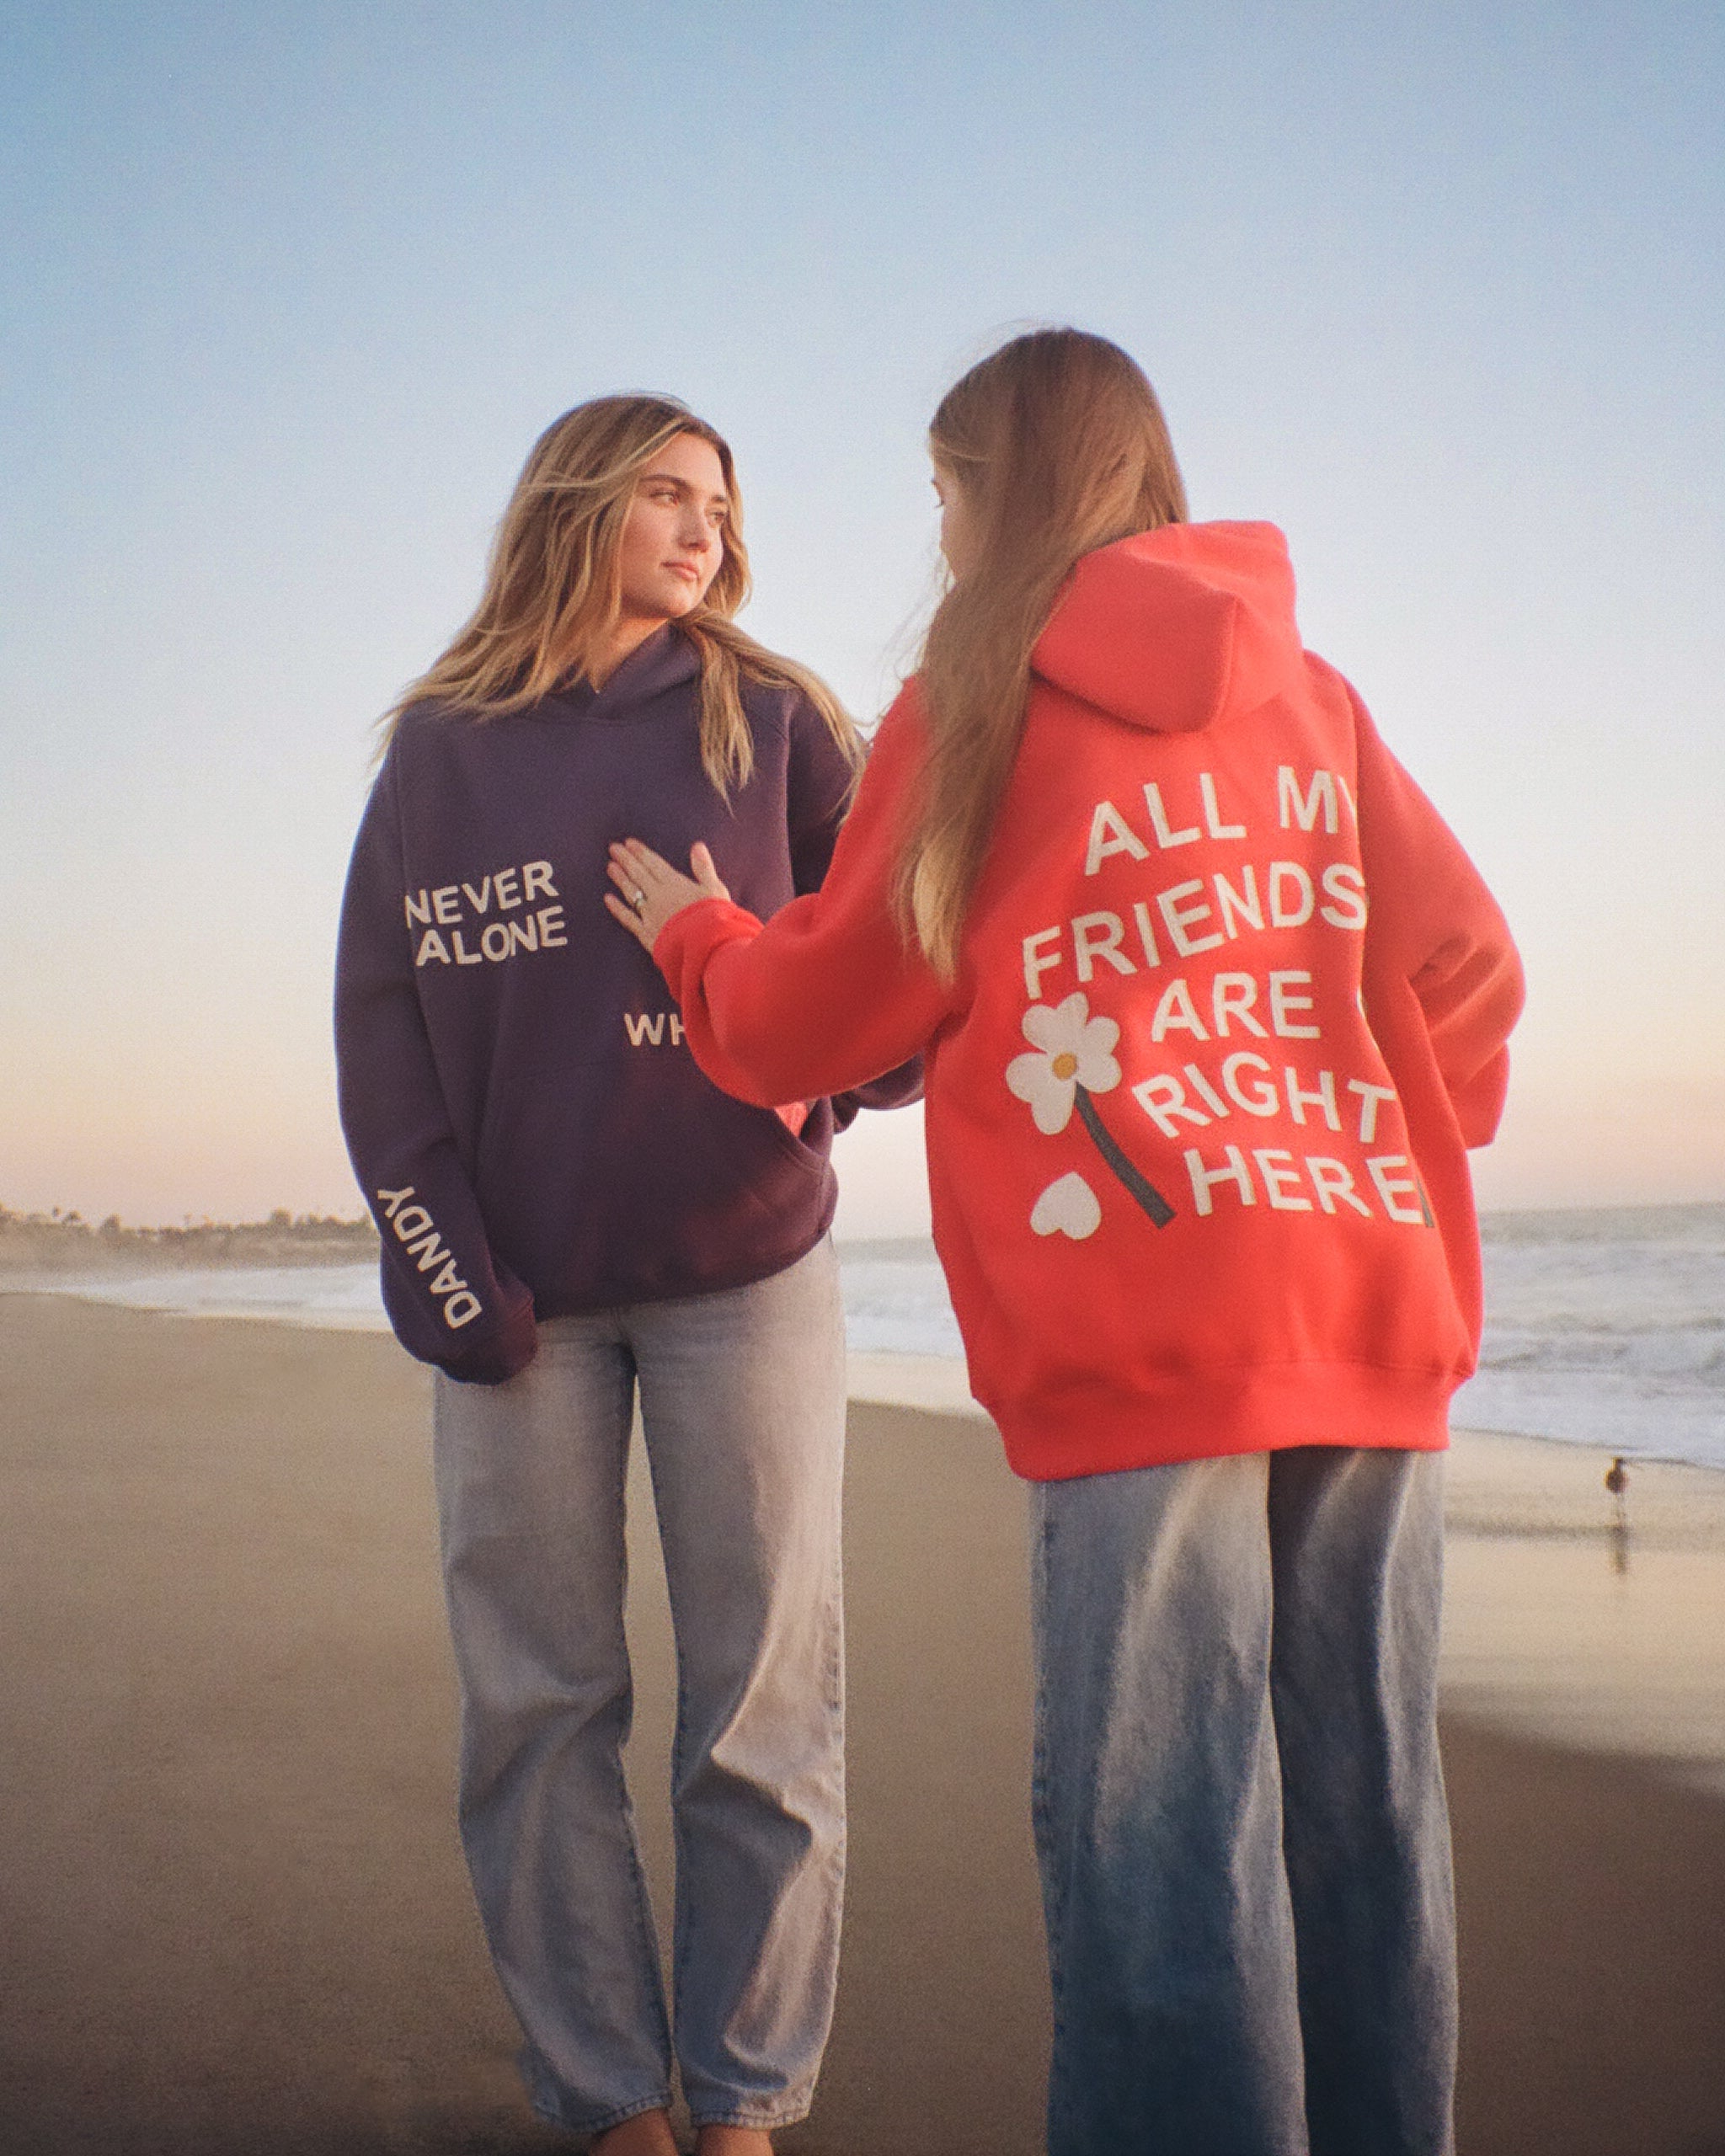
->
xmin=0 ymin=1204 xmax=380 ymax=1271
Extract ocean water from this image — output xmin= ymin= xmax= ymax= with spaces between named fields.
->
xmin=837 ymin=1209 xmax=1725 ymax=1473
xmin=14 ymin=1262 xmax=391 ymax=1331
xmin=1460 ymin=1205 xmax=1725 ymax=1471
xmin=18 ymin=1205 xmax=1722 ymax=1472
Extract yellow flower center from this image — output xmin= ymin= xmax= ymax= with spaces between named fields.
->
xmin=1051 ymin=1052 xmax=1079 ymax=1081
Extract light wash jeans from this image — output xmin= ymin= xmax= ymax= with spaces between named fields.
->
xmin=431 ymin=1238 xmax=847 ymax=2138
xmin=1031 ymin=1445 xmax=1455 ymax=2156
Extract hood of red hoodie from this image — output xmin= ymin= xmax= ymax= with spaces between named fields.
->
xmin=1031 ymin=520 xmax=1305 ymax=736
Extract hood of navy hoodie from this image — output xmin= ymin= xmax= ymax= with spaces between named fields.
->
xmin=1031 ymin=520 xmax=1306 ymax=736
xmin=555 ymin=618 xmax=701 ymax=714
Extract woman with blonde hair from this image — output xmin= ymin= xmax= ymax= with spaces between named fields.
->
xmin=335 ymin=394 xmax=917 ymax=2156
xmin=610 ymin=329 xmax=1523 ymax=2154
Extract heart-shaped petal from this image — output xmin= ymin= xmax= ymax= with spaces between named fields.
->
xmin=1007 ymin=1049 xmax=1076 ymax=1134
xmin=1030 ymin=1171 xmax=1102 ymax=1241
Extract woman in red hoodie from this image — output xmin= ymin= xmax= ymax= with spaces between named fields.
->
xmin=607 ymin=330 xmax=1523 ymax=2156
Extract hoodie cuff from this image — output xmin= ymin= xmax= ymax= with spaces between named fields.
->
xmin=438 ymin=1291 xmax=539 ymax=1386
xmin=651 ymin=894 xmax=761 ymax=986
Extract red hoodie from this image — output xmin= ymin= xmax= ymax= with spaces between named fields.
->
xmin=654 ymin=522 xmax=1525 ymax=1480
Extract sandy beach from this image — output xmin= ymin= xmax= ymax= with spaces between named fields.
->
xmin=2 ymin=1292 xmax=1722 ymax=2154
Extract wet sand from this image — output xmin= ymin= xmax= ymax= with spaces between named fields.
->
xmin=2 ymin=1293 xmax=1722 ymax=2154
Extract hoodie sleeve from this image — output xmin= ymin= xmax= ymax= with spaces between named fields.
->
xmin=334 ymin=749 xmax=538 ymax=1383
xmin=656 ymin=688 xmax=951 ymax=1105
xmin=1348 ymin=687 xmax=1525 ymax=1148
xmin=782 ymin=693 xmax=926 ymax=1122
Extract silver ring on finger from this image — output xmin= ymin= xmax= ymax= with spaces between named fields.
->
xmin=631 ymin=886 xmax=646 ymax=911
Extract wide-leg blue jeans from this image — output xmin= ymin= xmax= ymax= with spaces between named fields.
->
xmin=1030 ymin=1445 xmax=1455 ymax=2156
xmin=431 ymin=1238 xmax=847 ymax=2138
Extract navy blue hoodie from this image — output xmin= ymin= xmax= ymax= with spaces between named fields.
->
xmin=334 ymin=626 xmax=920 ymax=1384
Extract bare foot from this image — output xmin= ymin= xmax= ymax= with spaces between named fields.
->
xmin=694 ymin=2130 xmax=774 ymax=2156
xmin=592 ymin=2110 xmax=680 ymax=2156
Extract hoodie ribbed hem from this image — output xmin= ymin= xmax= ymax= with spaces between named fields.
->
xmin=981 ymin=1360 xmax=1457 ymax=1481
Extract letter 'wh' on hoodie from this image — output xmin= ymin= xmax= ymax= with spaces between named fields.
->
xmin=334 ymin=626 xmax=919 ymax=1384
xmin=654 ymin=523 xmax=1526 ymax=1481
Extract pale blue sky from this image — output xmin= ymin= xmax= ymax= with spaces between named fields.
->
xmin=3 ymin=1 xmax=1720 ymax=1227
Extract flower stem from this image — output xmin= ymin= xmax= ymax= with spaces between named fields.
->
xmin=1075 ymin=1086 xmax=1176 ymax=1228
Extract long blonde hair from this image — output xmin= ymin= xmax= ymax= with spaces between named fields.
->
xmin=896 ymin=331 xmax=1188 ymax=979
xmin=384 ymin=394 xmax=860 ymax=793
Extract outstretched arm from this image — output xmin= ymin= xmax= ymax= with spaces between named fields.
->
xmin=606 ymin=691 xmax=953 ymax=1105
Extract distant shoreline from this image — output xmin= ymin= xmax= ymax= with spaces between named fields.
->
xmin=0 ymin=1205 xmax=378 ymax=1273
xmin=7 ymin=1201 xmax=1722 ymax=1479
xmin=4 ymin=1276 xmax=1722 ymax=1489
xmin=4 ymin=1196 xmax=1722 ymax=1275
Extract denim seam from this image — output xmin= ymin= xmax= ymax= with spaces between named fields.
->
xmin=1029 ymin=1492 xmax=1067 ymax=2038
xmin=616 ymin=1381 xmax=676 ymax=2077
xmin=528 ymin=2087 xmax=672 ymax=2137
xmin=687 ymin=2102 xmax=814 ymax=2129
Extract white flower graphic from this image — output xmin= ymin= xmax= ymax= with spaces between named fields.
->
xmin=1006 ymin=992 xmax=1122 ymax=1134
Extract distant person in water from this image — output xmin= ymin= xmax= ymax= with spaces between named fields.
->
xmin=607 ymin=329 xmax=1524 ymax=2155
xmin=334 ymin=394 xmax=919 ymax=2156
